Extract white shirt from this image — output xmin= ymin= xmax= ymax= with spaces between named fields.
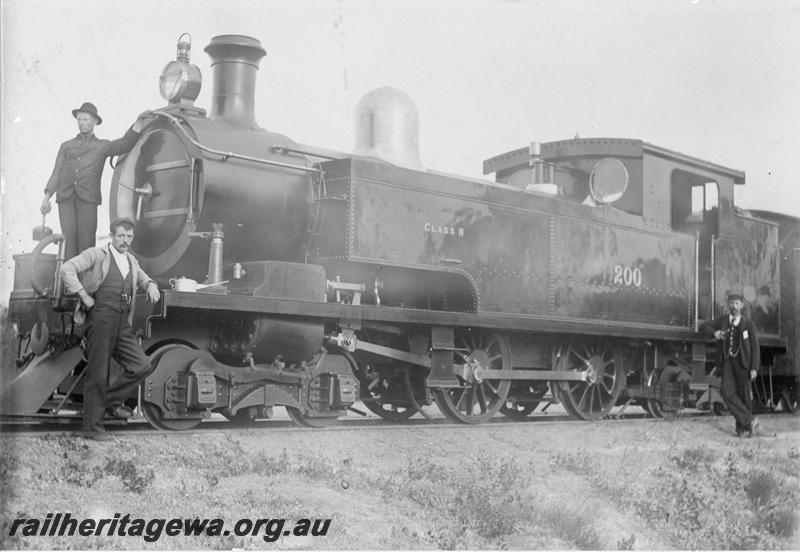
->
xmin=729 ymin=315 xmax=741 ymax=327
xmin=109 ymin=244 xmax=130 ymax=279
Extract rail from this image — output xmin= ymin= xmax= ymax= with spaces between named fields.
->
xmin=152 ymin=111 xmax=321 ymax=174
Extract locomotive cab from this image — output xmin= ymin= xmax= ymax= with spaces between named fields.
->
xmin=483 ymin=138 xmax=780 ymax=337
xmin=670 ymin=171 xmax=719 ymax=320
xmin=483 ymin=137 xmax=788 ymax=415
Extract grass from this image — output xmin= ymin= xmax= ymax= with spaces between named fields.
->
xmin=3 ymin=436 xmax=608 ymax=550
xmin=372 ymin=457 xmax=529 ymax=544
xmin=2 ymin=419 xmax=799 ymax=549
xmin=550 ymin=443 xmax=800 ymax=550
xmin=538 ymin=503 xmax=605 ymax=550
xmin=364 ymin=456 xmax=608 ymax=549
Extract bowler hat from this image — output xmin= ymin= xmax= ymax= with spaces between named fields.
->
xmin=72 ymin=102 xmax=102 ymax=125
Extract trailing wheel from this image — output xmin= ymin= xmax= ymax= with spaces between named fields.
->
xmin=433 ymin=331 xmax=511 ymax=424
xmin=554 ymin=338 xmax=625 ymax=421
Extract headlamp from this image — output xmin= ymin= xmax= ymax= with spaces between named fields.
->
xmin=159 ymin=33 xmax=202 ymax=104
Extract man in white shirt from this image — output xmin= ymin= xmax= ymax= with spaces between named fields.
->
xmin=60 ymin=218 xmax=160 ymax=440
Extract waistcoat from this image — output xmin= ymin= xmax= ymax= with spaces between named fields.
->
xmin=94 ymin=256 xmax=133 ymax=312
xmin=724 ymin=321 xmax=742 ymax=359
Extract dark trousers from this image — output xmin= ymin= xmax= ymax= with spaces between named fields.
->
xmin=83 ymin=305 xmax=150 ymax=433
xmin=58 ymin=195 xmax=98 ymax=260
xmin=720 ymin=356 xmax=754 ymax=433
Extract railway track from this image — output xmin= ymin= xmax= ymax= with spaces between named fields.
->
xmin=0 ymin=404 xmax=716 ymax=438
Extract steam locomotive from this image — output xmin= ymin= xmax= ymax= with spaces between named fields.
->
xmin=3 ymin=34 xmax=798 ymax=429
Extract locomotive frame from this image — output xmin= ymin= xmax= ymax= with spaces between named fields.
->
xmin=2 ymin=33 xmax=798 ymax=429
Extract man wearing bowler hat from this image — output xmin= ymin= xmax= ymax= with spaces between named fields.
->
xmin=701 ymin=291 xmax=761 ymax=437
xmin=60 ymin=217 xmax=160 ymax=441
xmin=40 ymin=103 xmax=153 ymax=260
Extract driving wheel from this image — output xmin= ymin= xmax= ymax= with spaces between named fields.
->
xmin=433 ymin=331 xmax=511 ymax=424
xmin=555 ymin=338 xmax=625 ymax=421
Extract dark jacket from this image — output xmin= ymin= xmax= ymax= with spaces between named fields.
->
xmin=44 ymin=129 xmax=140 ymax=205
xmin=700 ymin=315 xmax=760 ymax=372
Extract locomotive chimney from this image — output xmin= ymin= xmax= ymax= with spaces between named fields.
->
xmin=203 ymin=35 xmax=266 ymax=127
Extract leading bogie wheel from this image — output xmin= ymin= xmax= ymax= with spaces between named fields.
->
xmin=284 ymin=348 xmax=354 ymax=428
xmin=555 ymin=338 xmax=626 ymax=421
xmin=433 ymin=331 xmax=511 ymax=424
xmin=285 ymin=407 xmax=338 ymax=428
xmin=139 ymin=342 xmax=204 ymax=431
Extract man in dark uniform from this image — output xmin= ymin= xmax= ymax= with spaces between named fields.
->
xmin=40 ymin=103 xmax=152 ymax=260
xmin=701 ymin=291 xmax=761 ymax=437
xmin=60 ymin=218 xmax=160 ymax=441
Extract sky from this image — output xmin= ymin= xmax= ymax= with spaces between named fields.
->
xmin=1 ymin=0 xmax=799 ymax=304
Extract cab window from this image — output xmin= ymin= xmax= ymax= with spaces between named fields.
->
xmin=671 ymin=169 xmax=718 ymax=232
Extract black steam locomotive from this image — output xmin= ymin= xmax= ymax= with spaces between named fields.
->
xmin=3 ymin=34 xmax=798 ymax=428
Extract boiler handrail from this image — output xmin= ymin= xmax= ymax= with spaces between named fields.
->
xmin=152 ymin=111 xmax=321 ymax=175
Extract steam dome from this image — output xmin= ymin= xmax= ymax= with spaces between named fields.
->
xmin=353 ymin=86 xmax=422 ymax=169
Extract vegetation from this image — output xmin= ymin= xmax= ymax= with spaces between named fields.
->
xmin=550 ymin=442 xmax=800 ymax=549
xmin=1 ymin=414 xmax=798 ymax=549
